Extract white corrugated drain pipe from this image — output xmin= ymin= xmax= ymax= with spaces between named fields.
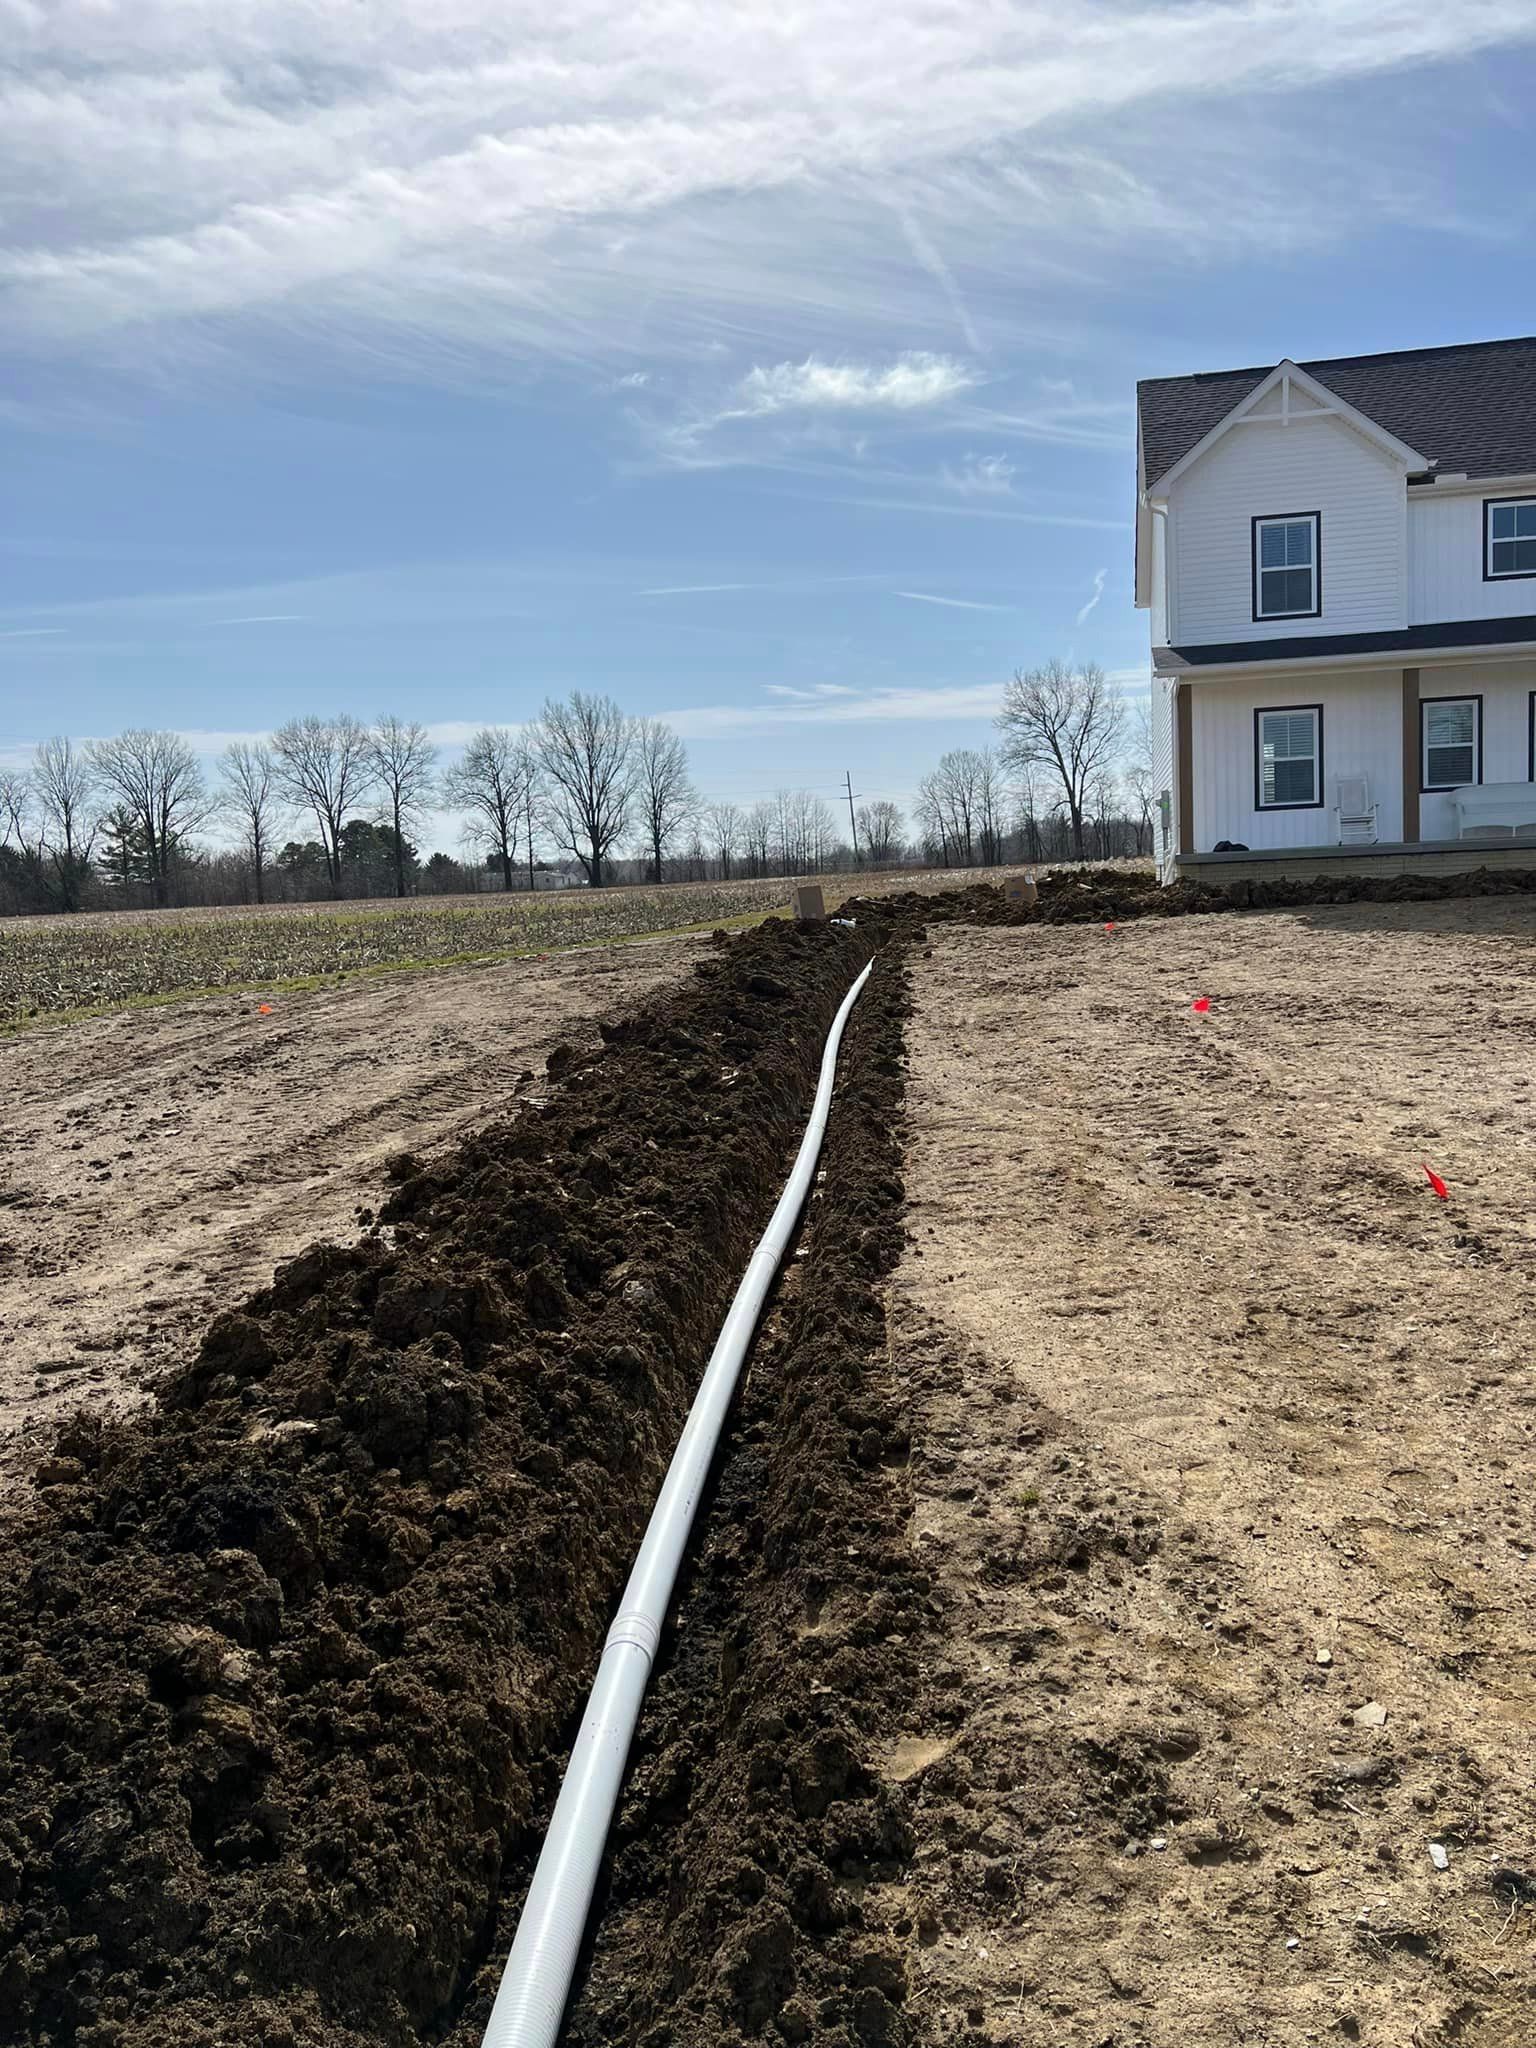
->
xmin=480 ymin=956 xmax=876 ymax=2048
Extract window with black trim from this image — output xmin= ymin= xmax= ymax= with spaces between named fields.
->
xmin=1256 ymin=705 xmax=1322 ymax=809
xmin=1253 ymin=513 xmax=1320 ymax=620
xmin=1486 ymin=498 xmax=1536 ymax=580
xmin=1421 ymin=696 xmax=1481 ymax=791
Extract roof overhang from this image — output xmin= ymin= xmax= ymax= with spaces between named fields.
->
xmin=1155 ymin=636 xmax=1536 ymax=681
xmin=1143 ymin=359 xmax=1428 ymax=494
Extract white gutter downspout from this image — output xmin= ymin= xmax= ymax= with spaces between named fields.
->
xmin=480 ymin=957 xmax=876 ymax=2048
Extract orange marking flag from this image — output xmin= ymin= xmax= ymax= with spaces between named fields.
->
xmin=258 ymin=1003 xmax=274 ymax=1015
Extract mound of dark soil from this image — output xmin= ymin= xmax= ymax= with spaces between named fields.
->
xmin=0 ymin=916 xmax=877 ymax=2048
xmin=848 ymin=859 xmax=1536 ymax=932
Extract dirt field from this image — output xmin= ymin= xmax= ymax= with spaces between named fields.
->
xmin=5 ymin=885 xmax=1536 ymax=2048
xmin=893 ymin=901 xmax=1536 ymax=2046
xmin=0 ymin=940 xmax=695 ymax=1505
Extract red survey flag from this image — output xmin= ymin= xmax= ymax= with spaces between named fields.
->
xmin=1104 ymin=921 xmax=1116 ymax=933
xmin=257 ymin=1003 xmax=274 ymax=1015
xmin=1422 ymin=1163 xmax=1449 ymax=1201
xmin=1191 ymin=996 xmax=1210 ymax=1014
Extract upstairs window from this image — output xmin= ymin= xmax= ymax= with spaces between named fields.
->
xmin=1253 ymin=513 xmax=1320 ymax=620
xmin=1255 ymin=705 xmax=1323 ymax=809
xmin=1486 ymin=498 xmax=1536 ymax=580
xmin=1421 ymin=696 xmax=1481 ymax=791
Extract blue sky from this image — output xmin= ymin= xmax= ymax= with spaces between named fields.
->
xmin=5 ymin=2 xmax=1536 ymax=844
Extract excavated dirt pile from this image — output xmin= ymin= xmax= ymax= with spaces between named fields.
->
xmin=860 ymin=860 xmax=1536 ymax=931
xmin=0 ymin=915 xmax=878 ymax=2048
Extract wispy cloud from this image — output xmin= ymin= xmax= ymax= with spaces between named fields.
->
xmin=895 ymin=590 xmax=1012 ymax=613
xmin=212 ymin=614 xmax=306 ymax=625
xmin=667 ymin=680 xmax=1004 ymax=736
xmin=733 ymin=353 xmax=976 ymax=419
xmin=639 ymin=583 xmax=754 ymax=597
xmin=0 ymin=627 xmax=65 ymax=638
xmin=763 ymin=682 xmax=860 ymax=701
xmin=1075 ymin=568 xmax=1107 ymax=625
xmin=4 ymin=3 xmax=1526 ymax=387
xmin=939 ymin=453 xmax=1016 ymax=497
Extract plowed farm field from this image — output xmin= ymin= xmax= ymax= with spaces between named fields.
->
xmin=2 ymin=883 xmax=1534 ymax=2048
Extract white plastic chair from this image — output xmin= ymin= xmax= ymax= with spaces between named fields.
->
xmin=1334 ymin=775 xmax=1378 ymax=846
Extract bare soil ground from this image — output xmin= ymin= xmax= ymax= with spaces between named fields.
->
xmin=0 ymin=915 xmax=883 ymax=2047
xmin=892 ymin=902 xmax=1536 ymax=2047
xmin=0 ymin=940 xmax=695 ymax=1504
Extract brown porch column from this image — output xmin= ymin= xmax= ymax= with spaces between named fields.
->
xmin=1176 ymin=682 xmax=1194 ymax=857
xmin=1401 ymin=668 xmax=1420 ymax=843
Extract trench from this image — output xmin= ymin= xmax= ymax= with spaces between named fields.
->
xmin=458 ymin=940 xmax=922 ymax=2048
xmin=0 ymin=912 xmax=904 ymax=2048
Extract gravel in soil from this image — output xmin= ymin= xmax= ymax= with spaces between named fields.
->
xmin=891 ymin=902 xmax=1536 ymax=2047
xmin=0 ymin=941 xmax=694 ymax=1508
xmin=0 ymin=916 xmax=875 ymax=2047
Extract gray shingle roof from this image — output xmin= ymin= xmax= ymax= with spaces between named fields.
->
xmin=1139 ymin=336 xmax=1536 ymax=487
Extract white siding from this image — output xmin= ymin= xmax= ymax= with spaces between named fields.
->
xmin=1191 ymin=669 xmax=1403 ymax=851
xmin=1417 ymin=661 xmax=1536 ymax=839
xmin=1150 ymin=676 xmax=1176 ymax=881
xmin=1167 ymin=412 xmax=1406 ymax=647
xmin=1409 ymin=492 xmax=1536 ymax=624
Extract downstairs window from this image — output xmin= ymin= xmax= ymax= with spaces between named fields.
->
xmin=1422 ymin=697 xmax=1481 ymax=791
xmin=1256 ymin=705 xmax=1322 ymax=809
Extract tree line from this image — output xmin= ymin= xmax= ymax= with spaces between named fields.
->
xmin=0 ymin=663 xmax=1149 ymax=916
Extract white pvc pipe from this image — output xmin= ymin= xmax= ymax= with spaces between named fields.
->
xmin=480 ymin=957 xmax=875 ymax=2048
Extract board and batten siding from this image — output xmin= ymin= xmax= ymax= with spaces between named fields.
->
xmin=1150 ymin=676 xmax=1177 ymax=881
xmin=1190 ymin=670 xmax=1404 ymax=851
xmin=1409 ymin=492 xmax=1536 ymax=625
xmin=1166 ymin=411 xmax=1406 ymax=647
xmin=1417 ymin=660 xmax=1536 ymax=839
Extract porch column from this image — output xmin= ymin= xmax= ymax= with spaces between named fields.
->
xmin=1176 ymin=682 xmax=1194 ymax=857
xmin=1401 ymin=668 xmax=1420 ymax=843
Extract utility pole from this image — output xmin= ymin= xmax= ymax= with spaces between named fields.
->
xmin=843 ymin=770 xmax=860 ymax=867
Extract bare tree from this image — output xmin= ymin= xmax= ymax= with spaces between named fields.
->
xmin=88 ymin=729 xmax=210 ymax=908
xmin=271 ymin=715 xmax=375 ymax=898
xmin=366 ymin=715 xmax=437 ymax=898
xmin=220 ymin=741 xmax=282 ymax=903
xmin=855 ymin=798 xmax=904 ymax=865
xmin=705 ymin=801 xmax=742 ymax=880
xmin=975 ymin=750 xmax=1006 ymax=865
xmin=742 ymin=799 xmax=774 ymax=878
xmin=534 ymin=692 xmax=634 ymax=887
xmin=997 ymin=660 xmax=1125 ymax=860
xmin=30 ymin=736 xmax=97 ymax=911
xmin=632 ymin=718 xmax=696 ymax=883
xmin=444 ymin=726 xmax=541 ymax=891
xmin=1124 ymin=764 xmax=1154 ymax=854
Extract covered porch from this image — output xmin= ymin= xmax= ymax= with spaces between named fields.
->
xmin=1163 ymin=654 xmax=1536 ymax=886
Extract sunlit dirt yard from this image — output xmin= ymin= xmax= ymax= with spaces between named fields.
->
xmin=892 ymin=898 xmax=1536 ymax=2047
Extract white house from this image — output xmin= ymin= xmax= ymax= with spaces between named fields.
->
xmin=1137 ymin=336 xmax=1536 ymax=884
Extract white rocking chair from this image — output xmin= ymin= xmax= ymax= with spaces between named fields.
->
xmin=1334 ymin=774 xmax=1378 ymax=846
